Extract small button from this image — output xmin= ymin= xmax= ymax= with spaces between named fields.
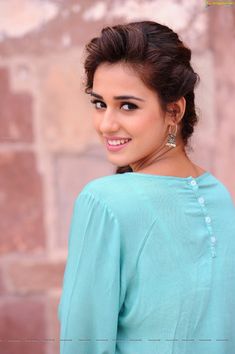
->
xmin=211 ymin=246 xmax=216 ymax=258
xmin=190 ymin=180 xmax=197 ymax=186
xmin=210 ymin=236 xmax=216 ymax=243
xmin=205 ymin=216 xmax=211 ymax=223
xmin=198 ymin=196 xmax=204 ymax=204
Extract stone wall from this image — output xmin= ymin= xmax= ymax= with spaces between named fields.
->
xmin=0 ymin=1 xmax=234 ymax=354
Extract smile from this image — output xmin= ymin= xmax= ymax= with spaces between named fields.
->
xmin=105 ymin=138 xmax=131 ymax=152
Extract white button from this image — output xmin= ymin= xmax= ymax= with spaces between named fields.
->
xmin=190 ymin=180 xmax=197 ymax=186
xmin=205 ymin=216 xmax=211 ymax=223
xmin=198 ymin=196 xmax=204 ymax=204
xmin=211 ymin=247 xmax=216 ymax=258
xmin=210 ymin=236 xmax=216 ymax=243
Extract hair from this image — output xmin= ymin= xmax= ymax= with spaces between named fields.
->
xmin=83 ymin=20 xmax=200 ymax=174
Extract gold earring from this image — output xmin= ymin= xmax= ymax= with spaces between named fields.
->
xmin=165 ymin=124 xmax=177 ymax=148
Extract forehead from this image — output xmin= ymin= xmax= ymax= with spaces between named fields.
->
xmin=93 ymin=62 xmax=151 ymax=97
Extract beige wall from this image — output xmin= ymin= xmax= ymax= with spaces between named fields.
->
xmin=0 ymin=1 xmax=234 ymax=354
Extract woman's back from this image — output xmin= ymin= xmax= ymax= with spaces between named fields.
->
xmin=58 ymin=171 xmax=235 ymax=354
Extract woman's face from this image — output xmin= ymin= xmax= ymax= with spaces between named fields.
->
xmin=90 ymin=61 xmax=172 ymax=169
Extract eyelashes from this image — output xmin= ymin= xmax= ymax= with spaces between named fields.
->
xmin=90 ymin=99 xmax=106 ymax=109
xmin=90 ymin=99 xmax=138 ymax=111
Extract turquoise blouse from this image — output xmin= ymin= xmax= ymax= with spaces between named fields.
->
xmin=58 ymin=171 xmax=235 ymax=354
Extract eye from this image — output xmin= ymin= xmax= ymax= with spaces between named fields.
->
xmin=90 ymin=99 xmax=138 ymax=111
xmin=90 ymin=99 xmax=106 ymax=110
xmin=121 ymin=102 xmax=138 ymax=111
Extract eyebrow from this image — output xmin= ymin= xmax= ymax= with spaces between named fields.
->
xmin=90 ymin=91 xmax=145 ymax=102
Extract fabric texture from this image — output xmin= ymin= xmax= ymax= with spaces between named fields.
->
xmin=58 ymin=171 xmax=235 ymax=354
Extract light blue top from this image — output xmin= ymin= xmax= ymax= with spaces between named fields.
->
xmin=58 ymin=171 xmax=235 ymax=354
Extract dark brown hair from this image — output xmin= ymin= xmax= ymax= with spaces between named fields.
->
xmin=83 ymin=21 xmax=200 ymax=174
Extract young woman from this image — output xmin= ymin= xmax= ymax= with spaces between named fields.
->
xmin=58 ymin=21 xmax=235 ymax=354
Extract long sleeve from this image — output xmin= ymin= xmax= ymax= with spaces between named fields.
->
xmin=58 ymin=191 xmax=121 ymax=354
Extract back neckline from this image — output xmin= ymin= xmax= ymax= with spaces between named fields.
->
xmin=125 ymin=171 xmax=211 ymax=182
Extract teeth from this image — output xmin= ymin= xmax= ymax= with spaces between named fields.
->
xmin=108 ymin=139 xmax=130 ymax=146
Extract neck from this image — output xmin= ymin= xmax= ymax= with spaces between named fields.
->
xmin=130 ymin=142 xmax=201 ymax=177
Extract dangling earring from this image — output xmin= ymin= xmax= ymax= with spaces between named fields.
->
xmin=165 ymin=124 xmax=177 ymax=148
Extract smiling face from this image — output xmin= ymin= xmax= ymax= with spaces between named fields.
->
xmin=90 ymin=61 xmax=180 ymax=170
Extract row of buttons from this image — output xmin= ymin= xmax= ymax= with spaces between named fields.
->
xmin=189 ymin=178 xmax=216 ymax=258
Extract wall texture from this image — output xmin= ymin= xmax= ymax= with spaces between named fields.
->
xmin=0 ymin=1 xmax=234 ymax=354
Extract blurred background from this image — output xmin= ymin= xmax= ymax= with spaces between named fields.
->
xmin=0 ymin=1 xmax=234 ymax=353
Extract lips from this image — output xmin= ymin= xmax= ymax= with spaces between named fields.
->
xmin=106 ymin=138 xmax=131 ymax=144
xmin=105 ymin=138 xmax=132 ymax=152
xmin=104 ymin=136 xmax=132 ymax=140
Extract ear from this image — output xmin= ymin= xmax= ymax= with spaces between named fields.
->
xmin=166 ymin=96 xmax=186 ymax=125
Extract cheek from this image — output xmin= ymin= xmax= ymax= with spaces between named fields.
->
xmin=92 ymin=114 xmax=100 ymax=133
xmin=131 ymin=113 xmax=163 ymax=137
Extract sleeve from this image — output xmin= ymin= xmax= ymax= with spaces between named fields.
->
xmin=58 ymin=191 xmax=121 ymax=354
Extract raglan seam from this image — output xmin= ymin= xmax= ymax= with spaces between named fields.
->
xmin=124 ymin=215 xmax=159 ymax=297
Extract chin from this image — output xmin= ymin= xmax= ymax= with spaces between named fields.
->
xmin=107 ymin=156 xmax=131 ymax=167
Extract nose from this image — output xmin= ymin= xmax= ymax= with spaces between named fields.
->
xmin=99 ymin=108 xmax=119 ymax=133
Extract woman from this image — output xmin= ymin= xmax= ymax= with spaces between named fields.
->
xmin=58 ymin=21 xmax=235 ymax=354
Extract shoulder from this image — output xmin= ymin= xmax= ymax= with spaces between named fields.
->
xmin=75 ymin=173 xmax=146 ymax=223
xmin=78 ymin=173 xmax=133 ymax=204
xmin=208 ymin=173 xmax=235 ymax=210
